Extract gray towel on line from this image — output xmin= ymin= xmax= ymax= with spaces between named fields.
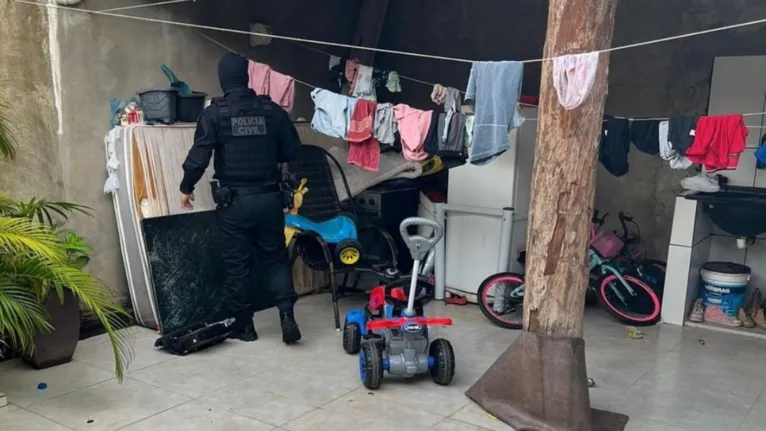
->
xmin=465 ymin=61 xmax=524 ymax=165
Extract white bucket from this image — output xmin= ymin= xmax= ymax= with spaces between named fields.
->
xmin=700 ymin=262 xmax=751 ymax=318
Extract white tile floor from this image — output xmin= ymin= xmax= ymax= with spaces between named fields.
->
xmin=2 ymin=294 xmax=766 ymax=430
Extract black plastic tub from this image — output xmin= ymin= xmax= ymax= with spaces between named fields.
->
xmin=684 ymin=186 xmax=766 ymax=237
xmin=138 ymin=88 xmax=178 ymax=124
xmin=177 ymin=92 xmax=207 ymax=123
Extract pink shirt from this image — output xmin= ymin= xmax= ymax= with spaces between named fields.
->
xmin=393 ymin=104 xmax=432 ymax=161
xmin=247 ymin=60 xmax=295 ymax=113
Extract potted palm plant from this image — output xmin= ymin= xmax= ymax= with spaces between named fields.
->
xmin=0 ymin=111 xmax=132 ymax=381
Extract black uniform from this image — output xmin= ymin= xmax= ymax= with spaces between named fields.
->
xmin=180 ymin=53 xmax=301 ymax=343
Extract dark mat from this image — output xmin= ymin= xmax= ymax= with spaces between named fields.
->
xmin=142 ymin=210 xmax=275 ymax=335
xmin=466 ymin=331 xmax=629 ymax=431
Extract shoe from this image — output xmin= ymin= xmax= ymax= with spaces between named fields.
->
xmin=229 ymin=321 xmax=258 ymax=342
xmin=703 ymin=305 xmax=742 ymax=327
xmin=753 ymin=307 xmax=766 ymax=330
xmin=738 ymin=308 xmax=755 ymax=328
xmin=746 ymin=289 xmax=762 ymax=316
xmin=681 ymin=172 xmax=720 ymax=193
xmin=688 ymin=299 xmax=704 ymax=322
xmin=280 ymin=311 xmax=302 ymax=344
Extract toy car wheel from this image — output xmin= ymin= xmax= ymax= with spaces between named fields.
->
xmin=336 ymin=239 xmax=362 ymax=266
xmin=359 ymin=342 xmax=384 ymax=389
xmin=343 ymin=321 xmax=362 ymax=354
xmin=429 ymin=338 xmax=455 ymax=386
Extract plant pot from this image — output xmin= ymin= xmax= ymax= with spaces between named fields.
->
xmin=23 ymin=289 xmax=80 ymax=369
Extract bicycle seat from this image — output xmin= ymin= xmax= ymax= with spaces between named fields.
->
xmin=285 ymin=214 xmax=358 ymax=244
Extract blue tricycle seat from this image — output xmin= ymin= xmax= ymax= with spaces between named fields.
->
xmin=285 ymin=214 xmax=358 ymax=244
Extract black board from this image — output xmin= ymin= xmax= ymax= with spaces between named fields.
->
xmin=142 ymin=211 xmax=276 ymax=335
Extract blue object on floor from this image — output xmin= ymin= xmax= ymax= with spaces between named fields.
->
xmin=756 ymin=134 xmax=766 ymax=169
xmin=37 ymin=382 xmax=47 ymax=390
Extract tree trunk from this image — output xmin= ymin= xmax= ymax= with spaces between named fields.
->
xmin=523 ymin=0 xmax=617 ymax=337
xmin=466 ymin=2 xmax=623 ymax=430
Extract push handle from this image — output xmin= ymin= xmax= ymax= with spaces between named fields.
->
xmin=399 ymin=217 xmax=444 ymax=261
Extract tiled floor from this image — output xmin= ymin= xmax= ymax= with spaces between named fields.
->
xmin=2 ymin=294 xmax=766 ymax=430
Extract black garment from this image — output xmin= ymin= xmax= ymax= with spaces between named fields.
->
xmin=180 ymin=88 xmax=301 ymax=194
xmin=423 ymin=110 xmax=441 ymax=155
xmin=599 ymin=116 xmax=631 ymax=177
xmin=668 ymin=115 xmax=700 ymax=155
xmin=630 ymin=120 xmax=660 ymax=155
xmin=218 ymin=191 xmax=296 ymax=330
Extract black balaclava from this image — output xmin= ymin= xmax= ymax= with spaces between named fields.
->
xmin=217 ymin=53 xmax=249 ymax=93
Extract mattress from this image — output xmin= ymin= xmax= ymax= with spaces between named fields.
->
xmin=106 ymin=124 xmax=215 ymax=330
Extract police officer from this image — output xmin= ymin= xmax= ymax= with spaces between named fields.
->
xmin=179 ymin=53 xmax=301 ymax=344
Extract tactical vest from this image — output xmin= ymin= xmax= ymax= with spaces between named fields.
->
xmin=212 ymin=95 xmax=281 ymax=186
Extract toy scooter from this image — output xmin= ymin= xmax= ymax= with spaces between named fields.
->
xmin=343 ymin=217 xmax=456 ymax=389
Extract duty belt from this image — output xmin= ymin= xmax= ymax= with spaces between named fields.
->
xmin=228 ymin=183 xmax=280 ymax=196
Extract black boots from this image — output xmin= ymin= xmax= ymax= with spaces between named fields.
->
xmin=280 ymin=310 xmax=302 ymax=344
xmin=229 ymin=320 xmax=258 ymax=342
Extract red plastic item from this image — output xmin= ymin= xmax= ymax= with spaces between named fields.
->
xmin=390 ymin=287 xmax=406 ymax=302
xmin=368 ymin=286 xmax=386 ymax=311
xmin=366 ymin=316 xmax=453 ymax=331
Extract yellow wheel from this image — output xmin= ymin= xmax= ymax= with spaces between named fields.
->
xmin=339 ymin=247 xmax=360 ymax=265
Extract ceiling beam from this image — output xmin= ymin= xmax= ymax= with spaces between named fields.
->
xmin=348 ymin=0 xmax=390 ymax=65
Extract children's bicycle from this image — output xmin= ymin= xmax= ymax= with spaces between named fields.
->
xmin=477 ymin=213 xmax=663 ymax=329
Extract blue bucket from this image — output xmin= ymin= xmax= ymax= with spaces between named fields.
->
xmin=700 ymin=262 xmax=751 ymax=318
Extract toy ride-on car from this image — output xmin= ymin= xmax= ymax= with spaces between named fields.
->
xmin=342 ymin=217 xmax=456 ymax=389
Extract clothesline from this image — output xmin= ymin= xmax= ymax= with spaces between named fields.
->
xmin=97 ymin=0 xmax=195 ymax=13
xmin=201 ymin=33 xmax=766 ymax=127
xmin=15 ymin=0 xmax=766 ymax=65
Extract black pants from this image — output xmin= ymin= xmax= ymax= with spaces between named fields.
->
xmin=217 ymin=190 xmax=296 ymax=328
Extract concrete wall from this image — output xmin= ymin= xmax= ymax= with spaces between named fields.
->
xmin=51 ymin=0 xmax=227 ymax=304
xmin=0 ymin=1 xmax=60 ymax=200
xmin=375 ymin=0 xmax=766 ymax=261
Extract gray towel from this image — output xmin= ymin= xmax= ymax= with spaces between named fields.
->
xmin=465 ymin=61 xmax=524 ymax=165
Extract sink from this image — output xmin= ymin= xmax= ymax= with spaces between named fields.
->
xmin=684 ymin=186 xmax=766 ymax=237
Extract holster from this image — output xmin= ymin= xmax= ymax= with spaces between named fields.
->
xmin=211 ymin=181 xmax=233 ymax=207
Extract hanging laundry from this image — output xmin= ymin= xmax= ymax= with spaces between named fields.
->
xmin=310 ymin=88 xmax=352 ymax=139
xmin=247 ymin=60 xmax=270 ymax=95
xmin=347 ymin=99 xmax=380 ymax=171
xmin=599 ymin=116 xmax=631 ymax=177
xmin=345 ymin=58 xmax=361 ymax=93
xmin=431 ymin=84 xmax=447 ymax=105
xmin=685 ymin=114 xmax=749 ymax=172
xmin=437 ymin=113 xmax=468 ymax=168
xmin=351 ymin=65 xmax=376 ymax=101
xmin=552 ymin=52 xmax=599 ymax=110
xmin=443 ymin=87 xmax=461 ymax=113
xmin=374 ymin=103 xmax=397 ymax=145
xmin=328 ymin=55 xmax=341 ymax=70
xmin=659 ymin=120 xmax=693 ymax=169
xmin=345 ymin=97 xmax=358 ymax=139
xmin=372 ymin=68 xmax=390 ymax=88
xmin=267 ymin=69 xmax=295 ymax=113
xmin=247 ymin=60 xmax=295 ymax=112
xmin=423 ymin=112 xmax=441 ymax=155
xmin=630 ymin=120 xmax=660 ymax=155
xmin=668 ymin=115 xmax=700 ymax=156
xmin=329 ymin=60 xmax=345 ymax=90
xmin=465 ymin=115 xmax=475 ymax=149
xmin=386 ymin=71 xmax=401 ymax=93
xmin=393 ymin=104 xmax=432 ymax=161
xmin=464 ymin=61 xmax=524 ymax=165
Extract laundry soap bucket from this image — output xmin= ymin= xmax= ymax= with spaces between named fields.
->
xmin=700 ymin=262 xmax=751 ymax=318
